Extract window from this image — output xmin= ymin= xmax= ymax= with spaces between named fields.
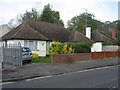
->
xmin=24 ymin=41 xmax=28 ymax=47
xmin=24 ymin=40 xmax=38 ymax=51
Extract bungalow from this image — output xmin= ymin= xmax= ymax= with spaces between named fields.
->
xmin=85 ymin=27 xmax=115 ymax=52
xmin=2 ymin=20 xmax=91 ymax=56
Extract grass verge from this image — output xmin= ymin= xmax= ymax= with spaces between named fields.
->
xmin=32 ymin=56 xmax=51 ymax=63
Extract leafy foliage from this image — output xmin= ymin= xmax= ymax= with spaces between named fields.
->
xmin=67 ymin=41 xmax=92 ymax=53
xmin=67 ymin=13 xmax=102 ymax=32
xmin=40 ymin=4 xmax=64 ymax=26
xmin=32 ymin=53 xmax=39 ymax=58
xmin=116 ymin=20 xmax=120 ymax=45
xmin=17 ymin=4 xmax=64 ymax=26
xmin=49 ymin=41 xmax=73 ymax=55
xmin=19 ymin=8 xmax=40 ymax=22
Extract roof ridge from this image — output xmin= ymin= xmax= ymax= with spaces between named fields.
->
xmin=26 ymin=24 xmax=48 ymax=40
xmin=12 ymin=23 xmax=26 ymax=39
xmin=99 ymin=30 xmax=114 ymax=40
xmin=95 ymin=29 xmax=101 ymax=41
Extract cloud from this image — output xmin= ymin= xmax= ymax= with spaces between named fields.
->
xmin=0 ymin=0 xmax=118 ymax=26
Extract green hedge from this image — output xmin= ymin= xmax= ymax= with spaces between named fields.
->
xmin=66 ymin=41 xmax=92 ymax=53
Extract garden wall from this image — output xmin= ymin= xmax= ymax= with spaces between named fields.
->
xmin=51 ymin=51 xmax=120 ymax=63
xmin=91 ymin=51 xmax=120 ymax=59
xmin=51 ymin=53 xmax=90 ymax=63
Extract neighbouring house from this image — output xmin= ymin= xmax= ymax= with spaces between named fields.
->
xmin=2 ymin=20 xmax=91 ymax=56
xmin=85 ymin=27 xmax=115 ymax=52
xmin=0 ymin=24 xmax=11 ymax=42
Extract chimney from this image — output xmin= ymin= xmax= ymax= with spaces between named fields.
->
xmin=112 ymin=27 xmax=116 ymax=39
xmin=85 ymin=27 xmax=91 ymax=39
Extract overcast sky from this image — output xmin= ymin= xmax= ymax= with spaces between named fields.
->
xmin=0 ymin=0 xmax=119 ymax=26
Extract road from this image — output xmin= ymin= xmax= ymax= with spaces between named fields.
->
xmin=2 ymin=65 xmax=119 ymax=88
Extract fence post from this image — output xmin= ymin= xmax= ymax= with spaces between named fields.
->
xmin=19 ymin=43 xmax=22 ymax=66
xmin=0 ymin=44 xmax=3 ymax=69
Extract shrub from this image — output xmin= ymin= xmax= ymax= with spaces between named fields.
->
xmin=49 ymin=41 xmax=73 ymax=55
xmin=49 ymin=41 xmax=62 ymax=55
xmin=32 ymin=53 xmax=39 ymax=58
xmin=67 ymin=41 xmax=92 ymax=53
xmin=62 ymin=44 xmax=73 ymax=54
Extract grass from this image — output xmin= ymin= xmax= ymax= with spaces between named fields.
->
xmin=32 ymin=56 xmax=51 ymax=63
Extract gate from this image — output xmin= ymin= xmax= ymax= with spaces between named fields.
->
xmin=0 ymin=43 xmax=22 ymax=69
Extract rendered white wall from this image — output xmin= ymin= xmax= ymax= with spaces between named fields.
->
xmin=14 ymin=40 xmax=24 ymax=46
xmin=32 ymin=41 xmax=46 ymax=57
xmin=7 ymin=40 xmax=47 ymax=57
xmin=7 ymin=40 xmax=14 ymax=44
xmin=7 ymin=40 xmax=24 ymax=46
xmin=91 ymin=42 xmax=102 ymax=52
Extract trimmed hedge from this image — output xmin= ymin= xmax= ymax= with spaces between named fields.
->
xmin=66 ymin=41 xmax=92 ymax=53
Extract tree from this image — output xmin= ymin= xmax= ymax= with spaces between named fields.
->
xmin=67 ymin=13 xmax=102 ymax=32
xmin=40 ymin=4 xmax=64 ymax=26
xmin=112 ymin=20 xmax=120 ymax=45
xmin=17 ymin=4 xmax=64 ymax=26
xmin=19 ymin=8 xmax=40 ymax=22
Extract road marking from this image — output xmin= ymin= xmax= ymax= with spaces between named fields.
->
xmin=62 ymin=65 xmax=119 ymax=75
xmin=0 ymin=82 xmax=15 ymax=85
xmin=26 ymin=76 xmax=53 ymax=82
xmin=88 ymin=78 xmax=118 ymax=88
xmin=2 ymin=65 xmax=119 ymax=83
xmin=25 ymin=65 xmax=119 ymax=82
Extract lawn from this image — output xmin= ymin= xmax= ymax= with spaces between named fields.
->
xmin=32 ymin=56 xmax=51 ymax=63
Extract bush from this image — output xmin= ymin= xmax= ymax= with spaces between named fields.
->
xmin=62 ymin=44 xmax=73 ymax=54
xmin=32 ymin=53 xmax=39 ymax=58
xmin=49 ymin=41 xmax=62 ymax=55
xmin=49 ymin=41 xmax=73 ymax=55
xmin=67 ymin=41 xmax=92 ymax=53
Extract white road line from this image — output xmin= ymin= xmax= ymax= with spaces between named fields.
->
xmin=2 ymin=65 xmax=119 ymax=83
xmin=26 ymin=76 xmax=53 ymax=82
xmin=63 ymin=65 xmax=119 ymax=75
xmin=26 ymin=65 xmax=119 ymax=82
xmin=88 ymin=78 xmax=118 ymax=88
xmin=0 ymin=82 xmax=15 ymax=85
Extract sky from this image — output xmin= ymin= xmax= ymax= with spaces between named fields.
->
xmin=0 ymin=0 xmax=119 ymax=26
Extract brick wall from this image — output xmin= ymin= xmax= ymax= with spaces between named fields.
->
xmin=51 ymin=51 xmax=120 ymax=63
xmin=91 ymin=51 xmax=120 ymax=59
xmin=51 ymin=53 xmax=91 ymax=63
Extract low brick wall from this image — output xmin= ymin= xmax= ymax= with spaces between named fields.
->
xmin=51 ymin=51 xmax=120 ymax=63
xmin=51 ymin=53 xmax=91 ymax=63
xmin=91 ymin=51 xmax=120 ymax=60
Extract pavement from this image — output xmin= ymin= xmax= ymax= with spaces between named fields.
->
xmin=1 ymin=57 xmax=119 ymax=82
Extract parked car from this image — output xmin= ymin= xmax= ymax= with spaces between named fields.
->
xmin=22 ymin=47 xmax=32 ymax=62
